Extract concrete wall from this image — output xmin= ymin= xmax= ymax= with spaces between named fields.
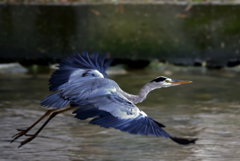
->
xmin=0 ymin=4 xmax=240 ymax=67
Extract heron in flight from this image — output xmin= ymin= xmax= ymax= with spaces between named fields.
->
xmin=12 ymin=52 xmax=197 ymax=148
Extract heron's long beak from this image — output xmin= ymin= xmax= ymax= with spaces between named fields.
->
xmin=170 ymin=79 xmax=192 ymax=85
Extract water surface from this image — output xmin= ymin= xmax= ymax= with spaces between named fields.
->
xmin=0 ymin=68 xmax=240 ymax=161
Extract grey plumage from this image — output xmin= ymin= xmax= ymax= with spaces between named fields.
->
xmin=41 ymin=53 xmax=196 ymax=145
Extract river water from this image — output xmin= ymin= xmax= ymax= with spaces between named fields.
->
xmin=0 ymin=67 xmax=240 ymax=161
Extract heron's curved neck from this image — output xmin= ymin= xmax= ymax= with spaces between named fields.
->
xmin=121 ymin=82 xmax=157 ymax=104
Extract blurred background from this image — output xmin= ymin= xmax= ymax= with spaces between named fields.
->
xmin=0 ymin=0 xmax=240 ymax=161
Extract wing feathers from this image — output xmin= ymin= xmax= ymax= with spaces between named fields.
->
xmin=152 ymin=119 xmax=166 ymax=128
xmin=73 ymin=105 xmax=196 ymax=145
xmin=44 ymin=52 xmax=113 ymax=108
xmin=71 ymin=88 xmax=196 ymax=144
xmin=73 ymin=104 xmax=170 ymax=138
xmin=87 ymin=111 xmax=171 ymax=138
xmin=91 ymin=53 xmax=100 ymax=70
xmin=73 ymin=106 xmax=105 ymax=120
xmin=170 ymin=137 xmax=198 ymax=145
xmin=41 ymin=93 xmax=70 ymax=108
xmin=49 ymin=52 xmax=112 ymax=92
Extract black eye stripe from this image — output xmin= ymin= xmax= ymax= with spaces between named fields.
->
xmin=150 ymin=77 xmax=167 ymax=82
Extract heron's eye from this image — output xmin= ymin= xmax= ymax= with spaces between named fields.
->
xmin=165 ymin=80 xmax=171 ymax=83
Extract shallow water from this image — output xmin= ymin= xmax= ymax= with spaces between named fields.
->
xmin=0 ymin=68 xmax=240 ymax=161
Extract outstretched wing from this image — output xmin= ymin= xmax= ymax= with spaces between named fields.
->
xmin=41 ymin=52 xmax=113 ymax=108
xmin=70 ymin=82 xmax=196 ymax=145
xmin=49 ymin=52 xmax=113 ymax=92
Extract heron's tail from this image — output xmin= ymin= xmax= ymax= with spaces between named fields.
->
xmin=41 ymin=93 xmax=70 ymax=108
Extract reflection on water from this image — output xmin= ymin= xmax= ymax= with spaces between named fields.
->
xmin=0 ymin=69 xmax=240 ymax=161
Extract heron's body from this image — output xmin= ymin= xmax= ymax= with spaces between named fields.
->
xmin=12 ymin=52 xmax=197 ymax=148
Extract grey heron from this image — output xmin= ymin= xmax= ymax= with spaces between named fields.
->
xmin=11 ymin=52 xmax=197 ymax=148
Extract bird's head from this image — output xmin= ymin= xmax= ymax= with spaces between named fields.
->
xmin=150 ymin=76 xmax=192 ymax=88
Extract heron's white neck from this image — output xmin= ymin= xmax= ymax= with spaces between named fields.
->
xmin=121 ymin=82 xmax=158 ymax=104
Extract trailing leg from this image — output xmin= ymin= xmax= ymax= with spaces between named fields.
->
xmin=18 ymin=107 xmax=77 ymax=148
xmin=11 ymin=109 xmax=58 ymax=143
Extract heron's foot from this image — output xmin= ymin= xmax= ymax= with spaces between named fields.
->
xmin=11 ymin=128 xmax=29 ymax=143
xmin=18 ymin=134 xmax=37 ymax=148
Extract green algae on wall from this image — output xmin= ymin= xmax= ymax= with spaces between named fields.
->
xmin=0 ymin=4 xmax=240 ymax=67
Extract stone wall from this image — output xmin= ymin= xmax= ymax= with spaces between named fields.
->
xmin=0 ymin=4 xmax=240 ymax=67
